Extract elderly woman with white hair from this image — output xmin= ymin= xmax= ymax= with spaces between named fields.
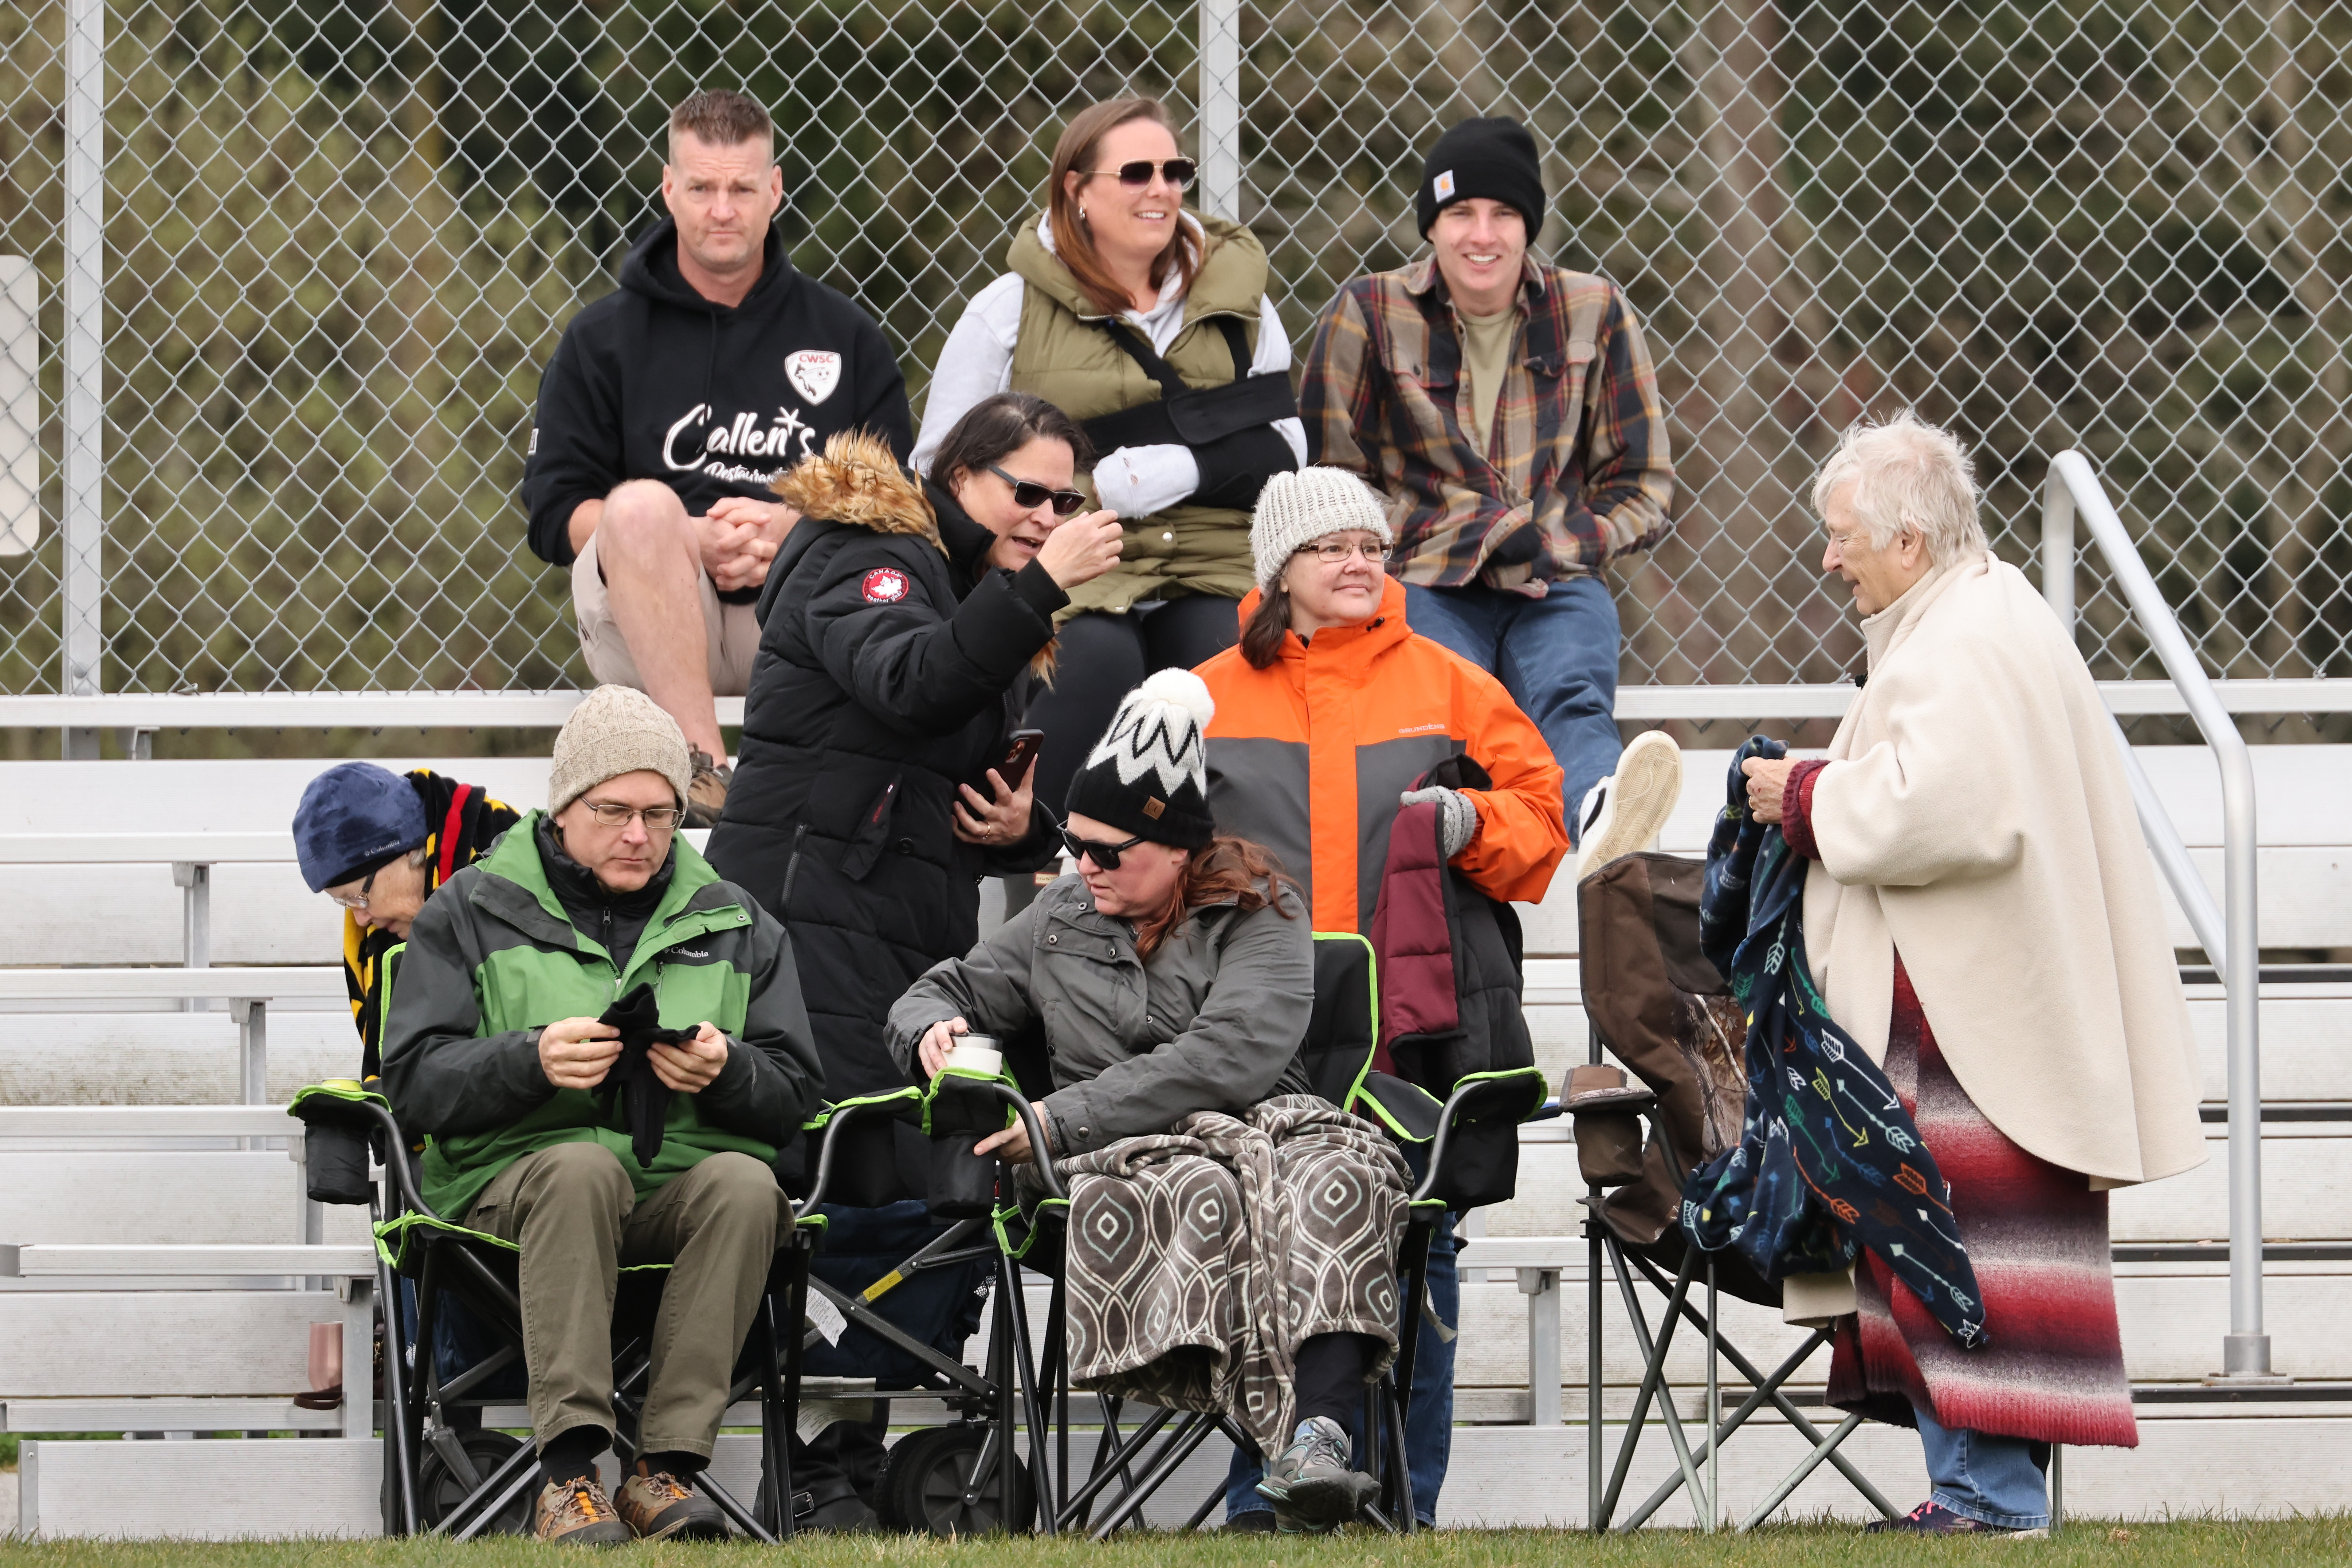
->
xmin=1735 ymin=413 xmax=2205 ymax=1537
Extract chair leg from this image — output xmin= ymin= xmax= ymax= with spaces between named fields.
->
xmin=998 ymin=1251 xmax=1056 ymax=1533
xmin=1734 ymin=1412 xmax=1867 ymax=1532
xmin=1617 ymin=1328 xmax=1833 ymax=1530
xmin=1088 ymin=1411 xmax=1220 ymax=1540
xmin=1595 ymin=1243 xmax=1700 ymax=1529
xmin=376 ymin=1239 xmax=420 ymax=1535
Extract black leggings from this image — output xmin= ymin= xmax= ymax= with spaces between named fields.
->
xmin=1025 ymin=597 xmax=1241 ymax=820
xmin=1291 ymin=1331 xmax=1383 ymax=1441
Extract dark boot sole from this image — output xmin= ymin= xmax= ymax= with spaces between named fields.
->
xmin=1277 ymin=1470 xmax=1377 ymax=1529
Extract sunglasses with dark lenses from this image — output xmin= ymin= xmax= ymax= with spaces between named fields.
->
xmin=986 ymin=463 xmax=1088 ymax=517
xmin=1062 ymin=826 xmax=1148 ymax=870
xmin=1085 ymin=158 xmax=1198 ymax=190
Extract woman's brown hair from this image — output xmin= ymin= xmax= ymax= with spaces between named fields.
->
xmin=928 ymin=391 xmax=1095 ymax=492
xmin=1239 ymin=582 xmax=1292 ymax=669
xmin=1131 ymin=835 xmax=1300 ymax=960
xmin=1047 ymin=98 xmax=1205 ymax=318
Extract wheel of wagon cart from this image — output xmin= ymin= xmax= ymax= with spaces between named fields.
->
xmin=876 ymin=1423 xmax=1035 ymax=1536
xmin=416 ymin=1427 xmax=533 ymax=1535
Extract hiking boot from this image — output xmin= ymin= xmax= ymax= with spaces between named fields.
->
xmin=533 ymin=1478 xmax=634 ymax=1546
xmin=1865 ymin=1500 xmax=2048 ymax=1539
xmin=615 ymin=1467 xmax=729 ymax=1541
xmin=1576 ymin=730 xmax=1683 ymax=877
xmin=1255 ymin=1416 xmax=1375 ymax=1531
xmin=684 ymin=748 xmax=733 ymax=829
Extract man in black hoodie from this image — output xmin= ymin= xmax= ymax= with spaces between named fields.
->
xmin=523 ymin=90 xmax=914 ymax=823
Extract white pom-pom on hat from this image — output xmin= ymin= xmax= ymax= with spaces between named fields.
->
xmin=1132 ymin=667 xmax=1215 ymax=731
xmin=1250 ymin=466 xmax=1396 ymax=587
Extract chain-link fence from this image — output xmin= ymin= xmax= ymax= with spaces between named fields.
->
xmin=1 ymin=0 xmax=2347 ymax=697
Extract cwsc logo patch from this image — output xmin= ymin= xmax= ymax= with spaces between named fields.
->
xmin=861 ymin=568 xmax=910 ymax=604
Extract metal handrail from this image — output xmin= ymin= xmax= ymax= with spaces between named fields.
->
xmin=2042 ymin=449 xmax=2273 ymax=1381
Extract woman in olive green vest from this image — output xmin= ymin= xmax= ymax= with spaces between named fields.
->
xmin=911 ymin=96 xmax=1304 ymax=828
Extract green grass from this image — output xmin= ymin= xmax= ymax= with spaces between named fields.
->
xmin=0 ymin=1522 xmax=2348 ymax=1565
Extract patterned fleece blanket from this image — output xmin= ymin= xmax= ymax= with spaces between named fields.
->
xmin=1055 ymin=1094 xmax=1411 ymax=1455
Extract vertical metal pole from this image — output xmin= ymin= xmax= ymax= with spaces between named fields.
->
xmin=60 ymin=0 xmax=106 ymax=758
xmin=1519 ymin=1268 xmax=1560 ymax=1426
xmin=1704 ymin=1262 xmax=1717 ymax=1532
xmin=0 ymin=256 xmax=38 ymax=556
xmin=174 ymin=862 xmax=211 ymax=1012
xmin=233 ymin=999 xmax=267 ymax=1104
xmin=2039 ymin=474 xmax=2073 ymax=630
xmin=1196 ymin=0 xmax=1242 ymax=222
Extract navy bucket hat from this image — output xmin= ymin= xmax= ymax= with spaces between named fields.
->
xmin=292 ymin=762 xmax=429 ymax=893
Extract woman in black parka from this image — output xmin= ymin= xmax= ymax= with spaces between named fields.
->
xmin=706 ymin=396 xmax=1123 ymax=1201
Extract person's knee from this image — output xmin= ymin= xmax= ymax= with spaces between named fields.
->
xmin=597 ymin=480 xmax=693 ymax=567
xmin=687 ymin=1152 xmax=782 ymax=1236
xmin=525 ymin=1140 xmax=635 ymax=1209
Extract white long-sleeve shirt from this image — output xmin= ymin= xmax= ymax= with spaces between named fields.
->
xmin=910 ymin=216 xmax=1307 ymax=518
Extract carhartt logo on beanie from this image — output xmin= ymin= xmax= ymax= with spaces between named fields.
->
xmin=547 ymin=685 xmax=694 ymax=817
xmin=1250 ymin=467 xmax=1395 ymax=588
xmin=1415 ymin=116 xmax=1546 ymax=240
xmin=1063 ymin=669 xmax=1217 ymax=850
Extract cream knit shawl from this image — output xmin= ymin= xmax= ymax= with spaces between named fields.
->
xmin=1801 ymin=554 xmax=2206 ymax=1189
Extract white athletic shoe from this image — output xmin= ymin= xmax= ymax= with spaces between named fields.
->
xmin=1576 ymin=730 xmax=1684 ymax=878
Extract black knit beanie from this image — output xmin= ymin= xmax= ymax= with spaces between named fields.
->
xmin=1415 ymin=116 xmax=1546 ymax=240
xmin=1062 ymin=670 xmax=1217 ymax=850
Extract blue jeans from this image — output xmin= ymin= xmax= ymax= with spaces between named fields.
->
xmin=1224 ymin=1207 xmax=1457 ymax=1526
xmin=1402 ymin=578 xmax=1622 ymax=845
xmin=1914 ymin=1404 xmax=2051 ymax=1530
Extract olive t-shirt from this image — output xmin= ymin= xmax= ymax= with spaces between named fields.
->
xmin=1458 ymin=306 xmax=1518 ymax=459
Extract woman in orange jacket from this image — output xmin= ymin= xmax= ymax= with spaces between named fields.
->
xmin=1193 ymin=465 xmax=1567 ymax=1529
xmin=1196 ymin=467 xmax=1568 ymax=935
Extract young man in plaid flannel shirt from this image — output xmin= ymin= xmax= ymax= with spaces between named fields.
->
xmin=1300 ymin=116 xmax=1678 ymax=856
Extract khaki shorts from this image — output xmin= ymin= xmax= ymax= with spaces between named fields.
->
xmin=571 ymin=530 xmax=761 ymax=697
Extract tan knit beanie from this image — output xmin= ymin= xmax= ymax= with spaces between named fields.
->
xmin=1249 ymin=466 xmax=1395 ymax=587
xmin=547 ymin=685 xmax=693 ymax=816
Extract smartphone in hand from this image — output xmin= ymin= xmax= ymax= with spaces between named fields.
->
xmin=997 ymin=729 xmax=1045 ymax=792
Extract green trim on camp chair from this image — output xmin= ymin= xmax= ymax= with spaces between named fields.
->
xmin=1311 ymin=929 xmax=1383 ymax=1116
xmin=1354 ymin=1074 xmax=1444 ymax=1143
xmin=1450 ymin=1065 xmax=1550 ymax=1119
xmin=992 ymin=1195 xmax=1071 ymax=1262
xmin=920 ymin=1066 xmax=1018 ymax=1137
xmin=288 ymin=1080 xmax=392 ymax=1123
xmin=798 ymin=1084 xmax=926 ymax=1135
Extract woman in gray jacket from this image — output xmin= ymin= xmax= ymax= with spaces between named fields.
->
xmin=886 ymin=670 xmax=1411 ymax=1533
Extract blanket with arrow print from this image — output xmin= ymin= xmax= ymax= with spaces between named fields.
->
xmin=1678 ymin=736 xmax=1988 ymax=1349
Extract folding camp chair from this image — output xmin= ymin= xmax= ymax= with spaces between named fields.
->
xmin=1573 ymin=852 xmax=1900 ymax=1532
xmin=778 ymin=1081 xmax=1063 ymax=1536
xmin=1005 ymin=932 xmax=1548 ymax=1539
xmin=288 ymin=1081 xmax=805 ymax=1541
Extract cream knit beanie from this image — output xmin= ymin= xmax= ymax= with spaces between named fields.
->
xmin=547 ymin=685 xmax=694 ymax=816
xmin=1249 ymin=466 xmax=1396 ymax=587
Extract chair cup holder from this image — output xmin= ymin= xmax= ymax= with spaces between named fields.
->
xmin=304 ymin=1122 xmax=375 ymax=1205
xmin=1572 ymin=1107 xmax=1647 ymax=1188
xmin=925 ymin=1072 xmax=1012 ymax=1220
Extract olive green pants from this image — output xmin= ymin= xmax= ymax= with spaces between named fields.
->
xmin=464 ymin=1141 xmax=782 ymax=1459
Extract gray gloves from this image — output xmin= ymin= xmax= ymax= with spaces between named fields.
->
xmin=1399 ymin=785 xmax=1479 ymax=859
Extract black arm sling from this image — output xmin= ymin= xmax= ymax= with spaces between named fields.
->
xmin=1078 ymin=316 xmax=1299 ymax=453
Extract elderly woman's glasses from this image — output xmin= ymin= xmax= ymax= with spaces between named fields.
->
xmin=1063 ymin=827 xmax=1147 ymax=871
xmin=584 ymin=801 xmax=683 ymax=832
xmin=1084 ymin=158 xmax=1197 ymax=190
xmin=326 ymin=866 xmax=379 ymax=912
xmin=986 ymin=463 xmax=1087 ymax=517
xmin=1295 ymin=538 xmax=1390 ymax=565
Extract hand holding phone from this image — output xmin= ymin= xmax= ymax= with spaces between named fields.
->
xmin=997 ymin=729 xmax=1044 ymax=793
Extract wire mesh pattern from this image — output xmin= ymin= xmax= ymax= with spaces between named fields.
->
xmin=0 ymin=0 xmax=2346 ymax=695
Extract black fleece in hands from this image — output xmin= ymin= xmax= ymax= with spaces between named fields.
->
xmin=520 ymin=218 xmax=914 ymax=594
xmin=596 ymin=983 xmax=691 ymax=1169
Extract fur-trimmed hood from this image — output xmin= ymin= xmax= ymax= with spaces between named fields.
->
xmin=774 ymin=430 xmax=941 ymax=549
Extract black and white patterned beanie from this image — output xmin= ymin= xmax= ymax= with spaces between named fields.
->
xmin=1062 ymin=669 xmax=1217 ymax=849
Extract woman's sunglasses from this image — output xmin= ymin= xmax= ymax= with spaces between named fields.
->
xmin=1063 ymin=827 xmax=1147 ymax=871
xmin=1083 ymin=158 xmax=1198 ymax=190
xmin=987 ymin=463 xmax=1087 ymax=517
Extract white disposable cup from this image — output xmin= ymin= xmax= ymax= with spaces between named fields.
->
xmin=945 ymin=1035 xmax=1003 ymax=1077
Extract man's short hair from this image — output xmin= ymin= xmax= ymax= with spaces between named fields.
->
xmin=668 ymin=90 xmax=773 ymax=163
xmin=1811 ymin=410 xmax=1990 ymax=568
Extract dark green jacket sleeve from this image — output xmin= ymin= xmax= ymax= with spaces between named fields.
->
xmin=695 ymin=905 xmax=825 ymax=1140
xmin=380 ymin=883 xmax=555 ymax=1137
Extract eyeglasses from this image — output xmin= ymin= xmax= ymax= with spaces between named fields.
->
xmin=1081 ymin=158 xmax=1197 ymax=190
xmin=582 ymin=800 xmax=684 ymax=832
xmin=1295 ymin=538 xmax=1391 ymax=565
xmin=327 ymin=865 xmax=381 ymax=912
xmin=986 ymin=463 xmax=1087 ymax=518
xmin=1062 ymin=827 xmax=1148 ymax=871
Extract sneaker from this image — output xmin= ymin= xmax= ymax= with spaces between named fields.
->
xmin=533 ymin=1477 xmax=634 ymax=1546
xmin=684 ymin=748 xmax=733 ymax=829
xmin=1254 ymin=1415 xmax=1376 ymax=1531
xmin=615 ymin=1468 xmax=729 ymax=1541
xmin=1864 ymin=1500 xmax=2049 ymax=1539
xmin=1576 ymin=730 xmax=1683 ymax=877
xmin=1224 ymin=1510 xmax=1278 ymax=1533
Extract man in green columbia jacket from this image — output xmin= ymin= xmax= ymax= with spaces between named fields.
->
xmin=383 ymin=685 xmax=822 ymax=1545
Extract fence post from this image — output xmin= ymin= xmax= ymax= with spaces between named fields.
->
xmin=1197 ymin=0 xmax=1242 ymax=223
xmin=60 ymin=0 xmax=106 ymax=759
